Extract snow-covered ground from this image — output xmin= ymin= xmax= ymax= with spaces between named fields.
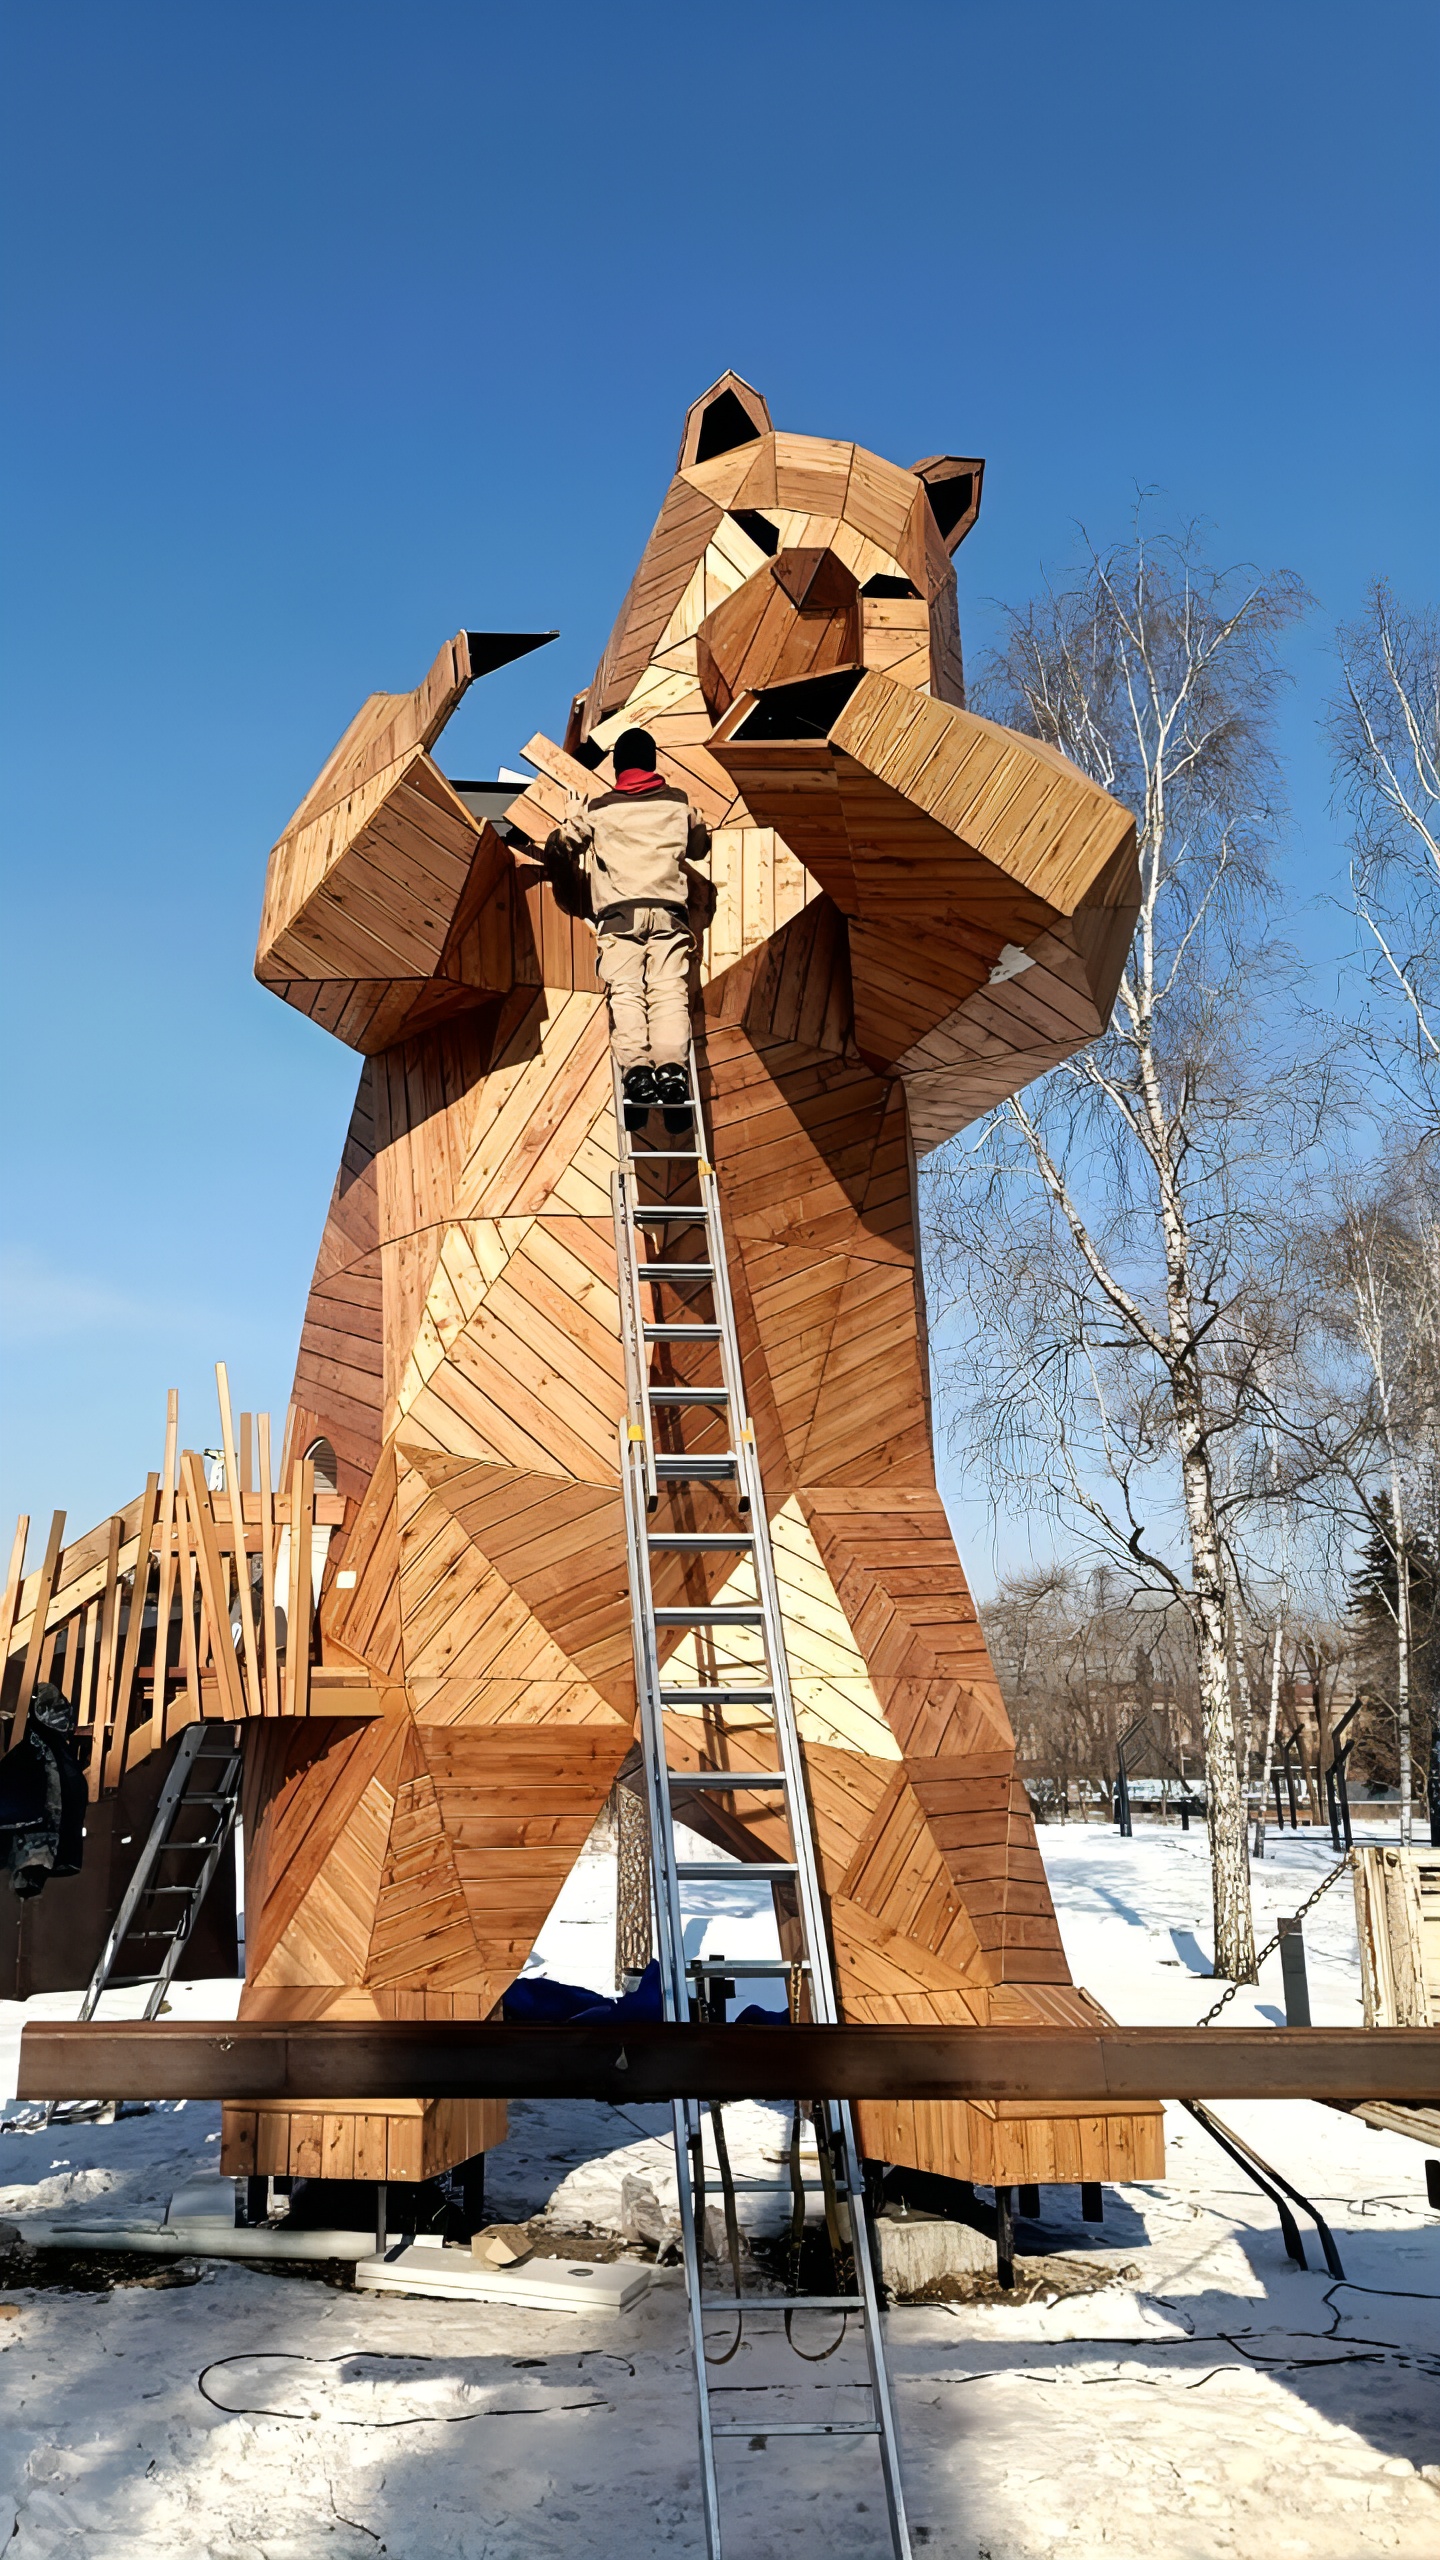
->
xmin=0 ymin=1820 xmax=1435 ymax=2558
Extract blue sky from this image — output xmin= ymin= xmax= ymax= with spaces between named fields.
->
xmin=1 ymin=0 xmax=1435 ymax=1574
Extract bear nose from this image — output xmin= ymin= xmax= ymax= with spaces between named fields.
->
xmin=695 ymin=547 xmax=862 ymax=721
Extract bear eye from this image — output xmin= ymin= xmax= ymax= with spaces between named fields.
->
xmin=729 ymin=509 xmax=780 ymax=557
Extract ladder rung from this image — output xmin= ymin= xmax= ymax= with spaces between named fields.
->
xmin=653 ymin=1606 xmax=763 ymax=1627
xmin=699 ymin=2180 xmax=836 ymax=2197
xmin=644 ymin=1323 xmax=721 ymax=1340
xmin=710 ymin=2423 xmax=881 ymax=2439
xmin=686 ymin=1956 xmax=808 ymax=1971
xmin=634 ymin=1206 xmax=707 ymax=1221
xmin=674 ymin=1862 xmax=796 ymax=1881
xmin=670 ymin=1771 xmax=787 ymax=1791
xmin=177 ymin=1793 xmax=234 ymax=1805
xmin=629 ymin=1149 xmax=703 ymax=1160
xmin=647 ymin=1531 xmax=752 ymax=1549
xmin=654 ymin=1456 xmax=736 ymax=1479
xmin=142 ymin=1884 xmax=198 ymax=1895
xmin=659 ymin=1687 xmax=773 ymax=1706
xmin=640 ymin=1263 xmax=713 ymax=1281
xmin=701 ymin=2295 xmax=865 ymax=2315
xmin=646 ymin=1387 xmax=730 ymax=1405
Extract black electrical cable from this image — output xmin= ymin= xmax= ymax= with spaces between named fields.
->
xmin=197 ymin=2348 xmax=632 ymax=2426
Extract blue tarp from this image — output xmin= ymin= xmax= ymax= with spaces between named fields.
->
xmin=502 ymin=1960 xmax=785 ymax=2027
xmin=502 ymin=1961 xmax=664 ymax=2024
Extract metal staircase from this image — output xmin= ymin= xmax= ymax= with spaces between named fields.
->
xmin=611 ymin=1047 xmax=911 ymax=2560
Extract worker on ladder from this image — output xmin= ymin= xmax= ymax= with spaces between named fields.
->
xmin=543 ymin=726 xmax=710 ymax=1134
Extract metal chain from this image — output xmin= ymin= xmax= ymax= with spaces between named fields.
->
xmin=1194 ymin=1852 xmax=1353 ymax=2026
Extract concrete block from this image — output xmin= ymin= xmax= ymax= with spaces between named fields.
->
xmin=875 ymin=2210 xmax=993 ymax=2293
xmin=355 ymin=2237 xmax=652 ymax=2312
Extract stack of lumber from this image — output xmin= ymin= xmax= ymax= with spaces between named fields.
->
xmin=1 ymin=1368 xmax=354 ymax=1796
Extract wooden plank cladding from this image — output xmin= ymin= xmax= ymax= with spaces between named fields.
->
xmin=254 ymin=630 xmax=573 ymax=1057
xmin=235 ymin=377 xmax=1150 ymax=2191
xmin=221 ymin=2095 xmax=507 ymax=2184
xmin=709 ymin=669 xmax=1139 ymax=1151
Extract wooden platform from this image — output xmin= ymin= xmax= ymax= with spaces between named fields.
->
xmin=222 ymin=2095 xmax=506 ymax=2184
xmin=237 ymin=375 xmax=1152 ymax=2191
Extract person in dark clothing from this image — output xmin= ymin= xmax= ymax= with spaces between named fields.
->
xmin=543 ymin=726 xmax=711 ymax=1132
xmin=0 ymin=1682 xmax=87 ymax=1897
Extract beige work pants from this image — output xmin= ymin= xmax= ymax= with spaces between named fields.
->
xmin=595 ymin=904 xmax=694 ymax=1070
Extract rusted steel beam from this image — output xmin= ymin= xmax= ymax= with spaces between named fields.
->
xmin=17 ymin=2021 xmax=1439 ymax=2108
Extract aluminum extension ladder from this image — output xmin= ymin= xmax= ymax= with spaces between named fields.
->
xmin=610 ymin=1046 xmax=911 ymax=2560
xmin=78 ymin=1721 xmax=243 ymax=2022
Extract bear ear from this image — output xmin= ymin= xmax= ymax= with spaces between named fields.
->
xmin=911 ymin=455 xmax=985 ymax=552
xmin=679 ymin=373 xmax=772 ymax=471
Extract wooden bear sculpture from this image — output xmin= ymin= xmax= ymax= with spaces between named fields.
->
xmin=232 ymin=372 xmax=1161 ymax=2195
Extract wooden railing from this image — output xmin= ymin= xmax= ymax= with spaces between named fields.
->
xmin=0 ymin=1366 xmax=355 ymax=1795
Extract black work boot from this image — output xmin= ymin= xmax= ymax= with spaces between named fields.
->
xmin=654 ymin=1060 xmax=693 ymax=1135
xmin=622 ymin=1063 xmax=659 ymax=1132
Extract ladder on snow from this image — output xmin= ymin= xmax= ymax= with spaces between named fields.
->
xmin=78 ymin=1721 xmax=243 ymax=2022
xmin=610 ymin=1045 xmax=911 ymax=2560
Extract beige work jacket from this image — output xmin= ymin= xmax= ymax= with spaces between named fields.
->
xmin=553 ymin=784 xmax=711 ymax=920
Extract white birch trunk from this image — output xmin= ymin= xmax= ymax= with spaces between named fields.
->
xmin=1175 ymin=1403 xmax=1258 ymax=1977
xmin=1255 ymin=1618 xmax=1285 ymax=1854
xmin=1390 ymin=1450 xmax=1413 ymax=1847
xmin=1141 ymin=994 xmax=1257 ymax=1978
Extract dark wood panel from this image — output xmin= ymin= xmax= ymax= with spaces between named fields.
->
xmin=22 ymin=2021 xmax=1438 ymax=2107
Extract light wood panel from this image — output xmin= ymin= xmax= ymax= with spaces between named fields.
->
xmin=709 ymin=668 xmax=1140 ymax=1150
xmin=696 ymin=549 xmax=861 ymax=719
xmin=221 ymin=2095 xmax=507 ymax=2183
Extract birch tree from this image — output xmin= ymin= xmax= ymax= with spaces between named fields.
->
xmin=926 ymin=525 xmax=1311 ymax=1981
xmin=1327 ymin=582 xmax=1440 ymax=1132
xmin=1299 ymin=1183 xmax=1440 ymax=1843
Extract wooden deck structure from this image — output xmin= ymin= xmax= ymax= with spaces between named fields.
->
xmin=1 ymin=1376 xmax=351 ymax=1791
xmin=226 ymin=374 xmax=1157 ymax=2190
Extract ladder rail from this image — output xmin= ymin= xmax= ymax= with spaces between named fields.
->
xmin=619 ymin=1420 xmax=725 ymax=2526
xmin=138 ymin=1744 xmax=243 ymax=2021
xmin=76 ymin=1723 xmax=241 ymax=2024
xmin=619 ymin=1425 xmax=691 ymax=2026
xmin=610 ymin=1077 xmax=661 ymax=1506
xmin=610 ymin=1039 xmax=911 ymax=2560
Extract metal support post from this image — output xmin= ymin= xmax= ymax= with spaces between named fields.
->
xmin=1278 ymin=1916 xmax=1311 ymax=2027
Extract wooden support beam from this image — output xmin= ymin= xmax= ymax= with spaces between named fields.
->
xmin=179 ymin=1452 xmax=245 ymax=1722
xmin=12 ymin=1510 xmax=66 ymax=1742
xmin=216 ymin=1364 xmax=262 ymax=1714
xmin=151 ymin=1391 xmax=181 ymax=1749
xmin=103 ymin=1475 xmax=159 ymax=1790
xmin=16 ymin=2021 xmax=1439 ymax=2109
xmin=257 ymin=1409 xmax=279 ymax=1716
xmin=90 ymin=1514 xmax=124 ymax=1797
xmin=0 ymin=1514 xmax=30 ymax=1671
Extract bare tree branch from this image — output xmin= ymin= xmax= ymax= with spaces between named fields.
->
xmin=926 ymin=517 xmax=1315 ymax=1979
